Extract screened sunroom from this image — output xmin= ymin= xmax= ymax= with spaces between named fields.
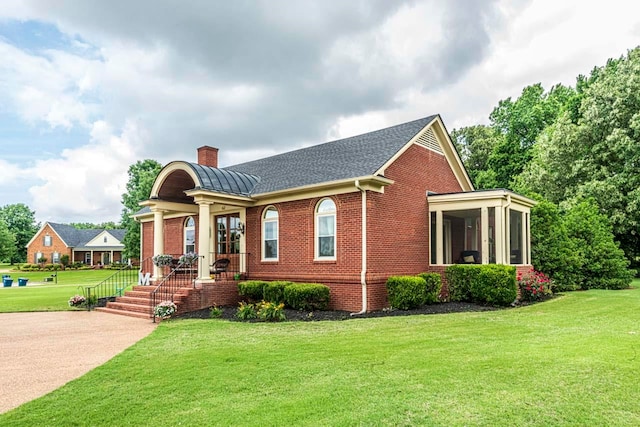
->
xmin=428 ymin=190 xmax=536 ymax=266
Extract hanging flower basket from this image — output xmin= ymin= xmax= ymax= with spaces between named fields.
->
xmin=152 ymin=254 xmax=174 ymax=267
xmin=178 ymin=252 xmax=199 ymax=266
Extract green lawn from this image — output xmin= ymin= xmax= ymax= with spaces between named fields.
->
xmin=1 ymin=281 xmax=639 ymax=426
xmin=0 ymin=269 xmax=122 ymax=312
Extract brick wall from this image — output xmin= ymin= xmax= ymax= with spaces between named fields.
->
xmin=367 ymin=144 xmax=463 ymax=279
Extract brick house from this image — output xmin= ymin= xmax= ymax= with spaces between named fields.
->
xmin=26 ymin=222 xmax=126 ymax=266
xmin=135 ymin=115 xmax=535 ymax=312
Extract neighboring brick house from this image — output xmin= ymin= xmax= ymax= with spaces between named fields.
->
xmin=135 ymin=115 xmax=535 ymax=312
xmin=26 ymin=222 xmax=126 ymax=266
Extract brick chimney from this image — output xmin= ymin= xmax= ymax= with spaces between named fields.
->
xmin=197 ymin=146 xmax=219 ymax=168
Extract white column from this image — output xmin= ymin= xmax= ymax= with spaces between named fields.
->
xmin=152 ymin=208 xmax=165 ymax=279
xmin=524 ymin=212 xmax=530 ymax=265
xmin=197 ymin=201 xmax=212 ymax=279
xmin=239 ymin=208 xmax=247 ymax=273
xmin=481 ymin=207 xmax=489 ymax=264
xmin=505 ymin=207 xmax=511 ymax=265
xmin=494 ymin=207 xmax=503 ymax=264
xmin=436 ymin=210 xmax=443 ymax=265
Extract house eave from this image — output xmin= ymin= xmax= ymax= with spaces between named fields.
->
xmin=428 ymin=189 xmax=537 ymax=208
xmin=251 ymin=175 xmax=393 ymax=205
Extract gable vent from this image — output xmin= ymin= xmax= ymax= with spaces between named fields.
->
xmin=415 ymin=128 xmax=443 ymax=154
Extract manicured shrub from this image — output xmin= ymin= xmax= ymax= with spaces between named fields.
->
xmin=283 ymin=283 xmax=330 ymax=310
xmin=237 ymin=280 xmax=269 ymax=302
xmin=470 ymin=265 xmax=517 ymax=306
xmin=263 ymin=281 xmax=293 ymax=305
xmin=445 ymin=265 xmax=479 ymax=302
xmin=386 ymin=276 xmax=427 ymax=309
xmin=446 ymin=265 xmax=517 ymax=306
xmin=417 ymin=272 xmax=442 ymax=304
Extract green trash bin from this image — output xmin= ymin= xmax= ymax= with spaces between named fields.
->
xmin=18 ymin=278 xmax=28 ymax=287
xmin=3 ymin=278 xmax=13 ymax=287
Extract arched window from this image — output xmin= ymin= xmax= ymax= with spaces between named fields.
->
xmin=315 ymin=198 xmax=336 ymax=259
xmin=184 ymin=217 xmax=195 ymax=254
xmin=262 ymin=206 xmax=278 ymax=260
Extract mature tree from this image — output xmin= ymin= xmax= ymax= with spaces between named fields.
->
xmin=0 ymin=203 xmax=39 ymax=263
xmin=519 ymin=47 xmax=640 ymax=266
xmin=120 ymin=159 xmax=163 ymax=260
xmin=450 ymin=125 xmax=503 ymax=187
xmin=0 ymin=219 xmax=16 ymax=263
xmin=483 ymin=83 xmax=575 ymax=189
xmin=70 ymin=221 xmax=120 ymax=229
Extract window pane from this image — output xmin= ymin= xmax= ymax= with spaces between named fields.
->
xmin=264 ymin=239 xmax=277 ymax=259
xmin=319 ymin=236 xmax=334 ymax=257
xmin=264 ymin=208 xmax=278 ymax=219
xmin=317 ymin=199 xmax=336 ymax=213
xmin=510 ymin=210 xmax=523 ymax=264
xmin=264 ymin=221 xmax=277 ymax=240
xmin=318 ymin=216 xmax=334 ymax=236
xmin=430 ymin=212 xmax=436 ymax=264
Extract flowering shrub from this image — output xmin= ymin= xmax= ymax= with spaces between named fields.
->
xmin=68 ymin=294 xmax=86 ymax=307
xmin=257 ymin=301 xmax=286 ymax=322
xmin=152 ymin=254 xmax=174 ymax=267
xmin=518 ymin=270 xmax=553 ymax=302
xmin=236 ymin=302 xmax=258 ymax=320
xmin=178 ymin=252 xmax=198 ymax=266
xmin=154 ymin=301 xmax=177 ymax=318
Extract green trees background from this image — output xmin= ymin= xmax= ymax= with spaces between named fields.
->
xmin=453 ymin=46 xmax=640 ymax=286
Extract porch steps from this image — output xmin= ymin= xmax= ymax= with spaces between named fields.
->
xmin=95 ymin=285 xmax=189 ymax=319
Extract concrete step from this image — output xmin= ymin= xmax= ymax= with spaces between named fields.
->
xmin=106 ymin=301 xmax=153 ymax=314
xmin=115 ymin=296 xmax=151 ymax=306
xmin=94 ymin=307 xmax=152 ymax=319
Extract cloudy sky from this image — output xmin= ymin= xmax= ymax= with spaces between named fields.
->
xmin=1 ymin=0 xmax=638 ymax=224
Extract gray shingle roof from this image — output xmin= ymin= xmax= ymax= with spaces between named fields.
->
xmin=49 ymin=223 xmax=125 ymax=247
xmin=223 ymin=115 xmax=437 ymax=194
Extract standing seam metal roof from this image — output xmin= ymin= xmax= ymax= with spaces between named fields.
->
xmin=186 ymin=163 xmax=260 ymax=196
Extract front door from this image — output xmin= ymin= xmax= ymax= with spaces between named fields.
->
xmin=215 ymin=214 xmax=241 ymax=272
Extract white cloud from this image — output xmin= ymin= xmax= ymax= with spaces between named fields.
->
xmin=0 ymin=0 xmax=639 ymax=224
xmin=27 ymin=120 xmax=142 ymax=222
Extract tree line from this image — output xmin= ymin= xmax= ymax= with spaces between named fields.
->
xmin=0 ymin=159 xmax=162 ymax=264
xmin=452 ymin=46 xmax=640 ymax=288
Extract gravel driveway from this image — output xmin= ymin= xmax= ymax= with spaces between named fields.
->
xmin=0 ymin=311 xmax=156 ymax=413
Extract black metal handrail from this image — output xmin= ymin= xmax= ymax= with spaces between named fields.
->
xmin=83 ymin=262 xmax=141 ymax=311
xmin=150 ymin=256 xmax=200 ymax=323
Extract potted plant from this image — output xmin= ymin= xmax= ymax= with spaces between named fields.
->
xmin=152 ymin=254 xmax=174 ymax=267
xmin=68 ymin=294 xmax=86 ymax=307
xmin=154 ymin=301 xmax=177 ymax=319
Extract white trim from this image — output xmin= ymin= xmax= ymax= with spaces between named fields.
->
xmin=314 ymin=198 xmax=337 ymax=261
xmin=261 ymin=206 xmax=279 ymax=261
xmin=375 ymin=117 xmax=474 ymax=192
xmin=184 ymin=216 xmax=196 ymax=254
